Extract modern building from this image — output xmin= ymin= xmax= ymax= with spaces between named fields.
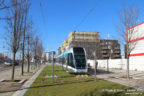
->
xmin=98 ymin=40 xmax=121 ymax=59
xmin=128 ymin=22 xmax=144 ymax=57
xmin=69 ymin=31 xmax=100 ymax=59
xmin=58 ymin=31 xmax=121 ymax=60
xmin=59 ymin=31 xmax=100 ymax=59
xmin=62 ymin=40 xmax=68 ymax=52
xmin=123 ymin=22 xmax=144 ymax=71
xmin=44 ymin=52 xmax=54 ymax=62
xmin=68 ymin=31 xmax=100 ymax=43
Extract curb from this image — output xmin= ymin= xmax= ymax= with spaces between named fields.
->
xmin=12 ymin=65 xmax=45 ymax=96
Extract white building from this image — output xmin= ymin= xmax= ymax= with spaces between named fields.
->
xmin=44 ymin=52 xmax=53 ymax=62
xmin=128 ymin=22 xmax=144 ymax=71
xmin=128 ymin=22 xmax=144 ymax=57
xmin=88 ymin=22 xmax=144 ymax=71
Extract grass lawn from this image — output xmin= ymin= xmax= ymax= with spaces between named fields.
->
xmin=24 ymin=65 xmax=144 ymax=96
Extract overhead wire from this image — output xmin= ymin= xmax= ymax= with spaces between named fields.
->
xmin=75 ymin=0 xmax=101 ymax=31
xmin=72 ymin=0 xmax=102 ymax=58
xmin=39 ymin=0 xmax=48 ymax=51
xmin=40 ymin=1 xmax=47 ymax=31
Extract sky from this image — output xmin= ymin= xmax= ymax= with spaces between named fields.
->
xmin=0 ymin=0 xmax=144 ymax=55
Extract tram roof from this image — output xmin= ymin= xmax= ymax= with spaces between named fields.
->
xmin=57 ymin=51 xmax=72 ymax=58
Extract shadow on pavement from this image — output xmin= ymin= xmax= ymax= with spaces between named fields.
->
xmin=88 ymin=68 xmax=114 ymax=75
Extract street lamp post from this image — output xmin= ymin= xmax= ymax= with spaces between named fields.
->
xmin=93 ymin=51 xmax=97 ymax=81
xmin=106 ymin=41 xmax=109 ymax=73
xmin=52 ymin=51 xmax=55 ymax=83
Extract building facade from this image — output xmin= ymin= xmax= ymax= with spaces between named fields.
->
xmin=59 ymin=40 xmax=68 ymax=54
xmin=68 ymin=31 xmax=100 ymax=43
xmin=98 ymin=40 xmax=121 ymax=59
xmin=58 ymin=31 xmax=121 ymax=60
xmin=128 ymin=22 xmax=144 ymax=57
xmin=44 ymin=52 xmax=53 ymax=62
xmin=59 ymin=31 xmax=100 ymax=59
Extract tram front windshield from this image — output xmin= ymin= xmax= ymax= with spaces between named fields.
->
xmin=73 ymin=48 xmax=86 ymax=69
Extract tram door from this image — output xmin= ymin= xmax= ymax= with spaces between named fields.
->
xmin=67 ymin=54 xmax=71 ymax=72
xmin=66 ymin=54 xmax=68 ymax=71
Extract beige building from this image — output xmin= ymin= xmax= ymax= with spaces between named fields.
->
xmin=59 ymin=31 xmax=100 ymax=59
xmin=59 ymin=40 xmax=68 ymax=54
xmin=68 ymin=31 xmax=100 ymax=43
xmin=58 ymin=31 xmax=121 ymax=60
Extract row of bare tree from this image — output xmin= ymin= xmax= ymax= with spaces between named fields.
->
xmin=0 ymin=0 xmax=44 ymax=80
xmin=1 ymin=1 xmax=142 ymax=81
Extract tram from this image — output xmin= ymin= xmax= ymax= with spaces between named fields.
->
xmin=57 ymin=47 xmax=87 ymax=74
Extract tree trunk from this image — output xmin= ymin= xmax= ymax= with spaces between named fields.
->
xmin=27 ymin=37 xmax=30 ymax=72
xmin=27 ymin=56 xmax=30 ymax=72
xmin=22 ymin=43 xmax=25 ymax=75
xmin=35 ymin=50 xmax=37 ymax=68
xmin=11 ymin=52 xmax=16 ymax=80
xmin=127 ymin=57 xmax=130 ymax=79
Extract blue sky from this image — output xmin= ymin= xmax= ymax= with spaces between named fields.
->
xmin=0 ymin=0 xmax=144 ymax=55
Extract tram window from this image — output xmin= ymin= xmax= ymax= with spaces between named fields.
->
xmin=60 ymin=57 xmax=63 ymax=63
xmin=68 ymin=53 xmax=75 ymax=68
xmin=63 ymin=55 xmax=67 ymax=65
xmin=63 ymin=56 xmax=65 ymax=65
xmin=62 ymin=56 xmax=65 ymax=64
xmin=64 ymin=55 xmax=68 ymax=65
xmin=73 ymin=48 xmax=86 ymax=68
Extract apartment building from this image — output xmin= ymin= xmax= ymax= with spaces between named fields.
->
xmin=59 ymin=40 xmax=68 ymax=54
xmin=59 ymin=31 xmax=100 ymax=59
xmin=98 ymin=40 xmax=121 ymax=59
xmin=68 ymin=31 xmax=100 ymax=43
xmin=58 ymin=31 xmax=121 ymax=59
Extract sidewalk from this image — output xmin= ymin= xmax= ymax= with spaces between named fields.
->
xmin=12 ymin=65 xmax=45 ymax=96
xmin=89 ymin=67 xmax=144 ymax=91
xmin=0 ymin=64 xmax=44 ymax=96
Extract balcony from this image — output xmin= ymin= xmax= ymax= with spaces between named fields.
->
xmin=114 ymin=47 xmax=120 ymax=49
xmin=114 ymin=51 xmax=120 ymax=53
xmin=101 ymin=51 xmax=107 ymax=53
xmin=113 ymin=55 xmax=120 ymax=57
xmin=102 ymin=47 xmax=108 ymax=49
xmin=102 ymin=54 xmax=109 ymax=57
xmin=100 ymin=43 xmax=105 ymax=46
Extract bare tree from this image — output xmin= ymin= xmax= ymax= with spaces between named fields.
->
xmin=5 ymin=0 xmax=28 ymax=80
xmin=37 ymin=41 xmax=44 ymax=64
xmin=25 ymin=32 xmax=33 ymax=72
xmin=117 ymin=5 xmax=141 ymax=79
xmin=31 ymin=36 xmax=44 ymax=68
xmin=0 ymin=0 xmax=24 ymax=20
xmin=32 ymin=36 xmax=39 ymax=67
xmin=0 ymin=0 xmax=25 ymax=10
xmin=21 ymin=0 xmax=30 ymax=75
xmin=43 ymin=53 xmax=47 ymax=64
xmin=0 ymin=0 xmax=9 ymax=20
xmin=0 ymin=0 xmax=8 ymax=10
xmin=24 ymin=22 xmax=35 ymax=72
